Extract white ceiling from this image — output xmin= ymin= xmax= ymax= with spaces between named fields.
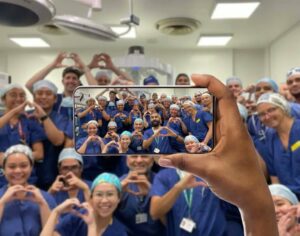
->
xmin=1 ymin=0 xmax=300 ymax=50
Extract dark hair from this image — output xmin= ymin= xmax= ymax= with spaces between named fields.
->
xmin=62 ymin=66 xmax=83 ymax=79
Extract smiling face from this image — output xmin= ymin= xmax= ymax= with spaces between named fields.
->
xmin=34 ymin=88 xmax=56 ymax=111
xmin=287 ymin=75 xmax=300 ymax=98
xmin=91 ymin=183 xmax=120 ymax=218
xmin=126 ymin=155 xmax=153 ymax=174
xmin=227 ymin=83 xmax=242 ymax=98
xmin=120 ymin=135 xmax=131 ymax=148
xmin=256 ymin=103 xmax=285 ymax=129
xmin=2 ymin=88 xmax=26 ymax=110
xmin=255 ymin=82 xmax=274 ymax=100
xmin=185 ymin=140 xmax=199 ymax=153
xmin=272 ymin=195 xmax=293 ymax=222
xmin=134 ymin=120 xmax=143 ymax=131
xmin=4 ymin=153 xmax=32 ymax=186
xmin=62 ymin=72 xmax=80 ymax=94
xmin=87 ymin=123 xmax=98 ymax=136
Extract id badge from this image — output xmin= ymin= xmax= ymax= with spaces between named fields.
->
xmin=137 ymin=146 xmax=142 ymax=151
xmin=180 ymin=218 xmax=196 ymax=233
xmin=154 ymin=148 xmax=160 ymax=153
xmin=135 ymin=213 xmax=148 ymax=224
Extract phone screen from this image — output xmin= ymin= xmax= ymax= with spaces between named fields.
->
xmin=73 ymin=85 xmax=215 ymax=156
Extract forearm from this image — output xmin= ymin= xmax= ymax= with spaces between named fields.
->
xmin=143 ymin=136 xmax=155 ymax=149
xmin=0 ymin=109 xmax=16 ymax=128
xmin=203 ymin=123 xmax=213 ymax=144
xmin=77 ymin=109 xmax=90 ymax=118
xmin=150 ymin=184 xmax=183 ymax=220
xmin=77 ymin=140 xmax=89 ymax=154
xmin=101 ymin=111 xmax=110 ymax=121
xmin=111 ymin=66 xmax=132 ymax=81
xmin=42 ymin=119 xmax=65 ymax=146
xmin=26 ymin=63 xmax=54 ymax=92
xmin=0 ymin=200 xmax=6 ymax=222
xmin=241 ymin=204 xmax=279 ymax=236
xmin=40 ymin=209 xmax=60 ymax=236
xmin=39 ymin=201 xmax=52 ymax=227
xmin=83 ymin=66 xmax=97 ymax=85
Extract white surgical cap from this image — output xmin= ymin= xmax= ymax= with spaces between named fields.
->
xmin=226 ymin=76 xmax=243 ymax=87
xmin=184 ymin=135 xmax=199 ymax=144
xmin=0 ymin=84 xmax=24 ymax=98
xmin=86 ymin=120 xmax=98 ymax=127
xmin=287 ymin=67 xmax=300 ymax=80
xmin=33 ymin=80 xmax=58 ymax=95
xmin=58 ymin=148 xmax=83 ymax=164
xmin=257 ymin=93 xmax=291 ymax=115
xmin=269 ymin=184 xmax=298 ymax=205
xmin=108 ymin=121 xmax=117 ymax=127
xmin=4 ymin=144 xmax=33 ymax=165
xmin=170 ymin=104 xmax=180 ymax=110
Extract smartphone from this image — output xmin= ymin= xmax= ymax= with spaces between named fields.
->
xmin=73 ymin=85 xmax=216 ymax=156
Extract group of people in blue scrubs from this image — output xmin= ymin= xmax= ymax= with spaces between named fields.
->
xmin=74 ymin=87 xmax=214 ymax=156
xmin=0 ymin=50 xmax=299 ymax=235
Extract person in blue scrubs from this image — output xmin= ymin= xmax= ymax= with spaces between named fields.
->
xmin=41 ymin=173 xmax=127 ymax=236
xmin=31 ymin=80 xmax=74 ymax=190
xmin=118 ymin=131 xmax=134 ymax=154
xmin=116 ymin=155 xmax=166 ymax=236
xmin=25 ymin=52 xmax=98 ymax=117
xmin=0 ymin=84 xmax=44 ymax=165
xmin=257 ymin=93 xmax=300 ymax=199
xmin=129 ymin=118 xmax=146 ymax=153
xmin=0 ymin=144 xmax=56 ymax=236
xmin=48 ymin=148 xmax=91 ymax=205
xmin=150 ymin=168 xmax=228 ymax=236
xmin=76 ymin=120 xmax=105 ymax=155
xmin=76 ymin=120 xmax=105 ymax=180
xmin=76 ymin=97 xmax=102 ymax=138
xmin=96 ymin=95 xmax=111 ymax=137
xmin=110 ymin=100 xmax=130 ymax=134
xmin=182 ymin=100 xmax=213 ymax=146
xmin=143 ymin=112 xmax=184 ymax=154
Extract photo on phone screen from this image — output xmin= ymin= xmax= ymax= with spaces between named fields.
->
xmin=73 ymin=86 xmax=215 ymax=156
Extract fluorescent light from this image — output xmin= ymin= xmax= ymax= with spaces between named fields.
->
xmin=211 ymin=2 xmax=260 ymax=19
xmin=197 ymin=35 xmax=232 ymax=46
xmin=9 ymin=37 xmax=50 ymax=47
xmin=111 ymin=26 xmax=136 ymax=38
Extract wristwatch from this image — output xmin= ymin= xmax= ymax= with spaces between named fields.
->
xmin=40 ymin=115 xmax=48 ymax=121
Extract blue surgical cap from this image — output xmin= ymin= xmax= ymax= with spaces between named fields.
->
xmin=143 ymin=75 xmax=159 ymax=85
xmin=269 ymin=184 xmax=298 ymax=205
xmin=256 ymin=77 xmax=278 ymax=93
xmin=120 ymin=131 xmax=132 ymax=138
xmin=226 ymin=76 xmax=243 ymax=87
xmin=237 ymin=103 xmax=248 ymax=121
xmin=91 ymin=172 xmax=122 ymax=193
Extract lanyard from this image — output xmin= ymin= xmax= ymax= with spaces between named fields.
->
xmin=176 ymin=170 xmax=193 ymax=218
xmin=152 ymin=128 xmax=161 ymax=145
xmin=18 ymin=121 xmax=26 ymax=145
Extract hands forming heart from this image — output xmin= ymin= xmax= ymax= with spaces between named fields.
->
xmin=122 ymin=171 xmax=151 ymax=196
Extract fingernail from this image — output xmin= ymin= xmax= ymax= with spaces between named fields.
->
xmin=158 ymin=158 xmax=173 ymax=167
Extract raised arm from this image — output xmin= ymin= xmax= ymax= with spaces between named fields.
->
xmin=26 ymin=52 xmax=68 ymax=93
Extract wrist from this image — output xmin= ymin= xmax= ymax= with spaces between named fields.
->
xmin=40 ymin=114 xmax=48 ymax=122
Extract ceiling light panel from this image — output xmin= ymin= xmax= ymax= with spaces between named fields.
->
xmin=197 ymin=35 xmax=232 ymax=46
xmin=111 ymin=26 xmax=136 ymax=38
xmin=211 ymin=2 xmax=260 ymax=19
xmin=9 ymin=37 xmax=50 ymax=48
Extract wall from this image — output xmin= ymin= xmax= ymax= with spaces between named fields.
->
xmin=269 ymin=22 xmax=300 ymax=83
xmin=0 ymin=47 xmax=267 ymax=94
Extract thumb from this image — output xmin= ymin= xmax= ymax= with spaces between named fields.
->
xmin=158 ymin=153 xmax=215 ymax=179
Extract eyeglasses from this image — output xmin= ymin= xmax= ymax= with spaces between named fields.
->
xmin=92 ymin=191 xmax=118 ymax=199
xmin=59 ymin=165 xmax=81 ymax=173
xmin=257 ymin=107 xmax=278 ymax=118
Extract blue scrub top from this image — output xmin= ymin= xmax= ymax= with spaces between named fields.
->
xmin=35 ymin=110 xmax=73 ymax=190
xmin=76 ymin=137 xmax=102 ymax=155
xmin=0 ymin=185 xmax=56 ymax=236
xmin=115 ymin=172 xmax=166 ymax=236
xmin=143 ymin=128 xmax=177 ymax=154
xmin=110 ymin=110 xmax=129 ymax=134
xmin=55 ymin=214 xmax=128 ymax=236
xmin=0 ymin=114 xmax=45 ymax=152
xmin=183 ymin=110 xmax=212 ymax=142
xmin=263 ymin=119 xmax=300 ymax=198
xmin=150 ymin=169 xmax=227 ymax=236
xmin=52 ymin=179 xmax=92 ymax=205
xmin=77 ymin=108 xmax=102 ymax=137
